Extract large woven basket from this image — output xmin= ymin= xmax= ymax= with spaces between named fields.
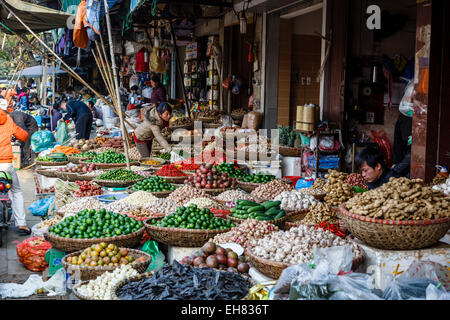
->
xmin=236 ymin=180 xmax=263 ymax=193
xmin=43 ymin=226 xmax=145 ymax=252
xmin=35 ymin=168 xmax=58 ymax=178
xmin=245 ymin=245 xmax=365 ymax=279
xmin=62 ymin=248 xmax=151 ymax=281
xmin=139 ymin=157 xmax=166 ymax=168
xmin=200 ymin=187 xmax=236 ymax=196
xmin=55 ymin=171 xmax=82 ymax=182
xmin=79 ymin=160 xmax=139 ymax=169
xmin=278 ymin=146 xmax=302 ymax=157
xmin=337 ymin=205 xmax=450 ymax=250
xmin=36 ymin=160 xmax=69 ymax=166
xmin=197 ymin=116 xmax=217 ymax=123
xmin=228 ymin=215 xmax=287 ymax=228
xmin=155 ymin=175 xmax=188 ymax=184
xmin=68 ymin=156 xmax=94 ymax=164
xmin=285 ymin=209 xmax=309 ymax=222
xmin=93 ymin=178 xmax=145 ymax=188
xmin=126 ymin=187 xmax=174 ymax=198
xmin=170 ymin=123 xmax=194 ymax=131
xmin=144 ymin=219 xmax=232 ymax=247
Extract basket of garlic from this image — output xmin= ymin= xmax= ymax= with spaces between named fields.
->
xmin=245 ymin=225 xmax=365 ymax=279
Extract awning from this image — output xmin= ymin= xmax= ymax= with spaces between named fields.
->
xmin=0 ymin=0 xmax=73 ymax=34
xmin=21 ymin=65 xmax=67 ymax=78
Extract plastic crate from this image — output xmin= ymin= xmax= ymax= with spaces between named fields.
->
xmin=45 ymin=248 xmax=66 ymax=277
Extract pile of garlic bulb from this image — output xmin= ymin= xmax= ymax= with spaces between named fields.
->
xmin=274 ymin=191 xmax=317 ymax=211
xmin=248 ymin=225 xmax=363 ymax=265
xmin=432 ymin=178 xmax=450 ymax=196
xmin=76 ymin=264 xmax=139 ymax=300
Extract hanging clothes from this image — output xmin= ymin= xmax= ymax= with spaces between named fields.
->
xmin=85 ymin=0 xmax=101 ymax=41
xmin=135 ymin=48 xmax=149 ymax=73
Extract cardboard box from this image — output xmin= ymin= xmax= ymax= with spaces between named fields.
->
xmin=12 ymin=144 xmax=21 ymax=170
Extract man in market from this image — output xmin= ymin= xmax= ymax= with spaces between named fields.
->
xmin=0 ymin=100 xmax=31 ymax=235
xmin=59 ymin=96 xmax=93 ymax=140
xmin=356 ymin=146 xmax=411 ymax=190
xmin=9 ymin=107 xmax=39 ymax=168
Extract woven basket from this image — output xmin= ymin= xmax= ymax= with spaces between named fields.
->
xmin=337 ymin=205 xmax=450 ymax=250
xmin=245 ymin=245 xmax=365 ymax=279
xmin=285 ymin=209 xmax=309 ymax=222
xmin=126 ymin=187 xmax=174 ymax=198
xmin=55 ymin=171 xmax=82 ymax=182
xmin=93 ymin=178 xmax=145 ymax=188
xmin=144 ymin=219 xmax=232 ymax=247
xmin=278 ymin=146 xmax=302 ymax=157
xmin=79 ymin=160 xmax=139 ymax=169
xmin=228 ymin=215 xmax=287 ymax=228
xmin=169 ymin=123 xmax=194 ymax=130
xmin=43 ymin=226 xmax=145 ymax=252
xmin=36 ymin=160 xmax=69 ymax=166
xmin=197 ymin=116 xmax=217 ymax=123
xmin=139 ymin=158 xmax=166 ymax=168
xmin=203 ymin=123 xmax=222 ymax=129
xmin=35 ymin=168 xmax=58 ymax=178
xmin=198 ymin=186 xmax=237 ymax=196
xmin=68 ymin=156 xmax=94 ymax=164
xmin=62 ymin=248 xmax=151 ymax=281
xmin=155 ymin=175 xmax=188 ymax=184
xmin=236 ymin=180 xmax=262 ymax=193
xmin=230 ymin=113 xmax=245 ymax=121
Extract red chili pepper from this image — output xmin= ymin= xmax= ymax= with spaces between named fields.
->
xmin=156 ymin=164 xmax=188 ymax=177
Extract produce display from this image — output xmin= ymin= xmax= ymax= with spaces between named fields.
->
xmin=38 ymin=217 xmax=61 ymax=229
xmin=76 ymin=264 xmax=139 ymax=300
xmin=97 ymin=169 xmax=144 ymax=181
xmin=49 ymin=209 xmax=144 ymax=238
xmin=230 ymin=200 xmax=285 ymax=221
xmin=240 ymin=173 xmax=275 ymax=184
xmin=98 ymin=137 xmax=124 ymax=149
xmin=149 ymin=205 xmax=235 ymax=230
xmin=177 ymin=163 xmax=200 ymax=171
xmin=299 ymin=202 xmax=339 ymax=225
xmin=211 ymin=220 xmax=279 ymax=248
xmin=142 ymin=199 xmax=179 ymax=218
xmin=278 ymin=126 xmax=302 ymax=148
xmin=346 ymin=177 xmax=450 ymax=220
xmin=67 ymin=138 xmax=100 ymax=151
xmin=37 ymin=154 xmax=68 ymax=162
xmin=345 ymin=173 xmax=368 ymax=190
xmin=57 ymin=198 xmax=105 ymax=217
xmin=127 ymin=147 xmax=142 ymax=161
xmin=214 ymin=190 xmax=259 ymax=203
xmin=71 ymin=151 xmax=97 ymax=158
xmin=66 ymin=243 xmax=144 ymax=267
xmin=16 ymin=237 xmax=51 ymax=272
xmin=323 ymin=170 xmax=354 ymax=206
xmin=72 ymin=181 xmax=103 ymax=197
xmin=312 ymin=178 xmax=326 ymax=189
xmin=52 ymin=146 xmax=80 ymax=155
xmin=432 ymin=177 xmax=450 ymax=196
xmin=184 ymin=197 xmax=225 ymax=210
xmin=168 ymin=185 xmax=213 ymax=205
xmin=197 ymin=109 xmax=220 ymax=119
xmin=180 ymin=242 xmax=250 ymax=275
xmin=251 ymin=179 xmax=294 ymax=200
xmin=171 ymin=117 xmax=193 ymax=127
xmin=87 ymin=151 xmax=127 ymax=164
xmin=154 ymin=152 xmax=171 ymax=161
xmin=36 ymin=185 xmax=55 ymax=194
xmin=57 ymin=163 xmax=97 ymax=174
xmin=274 ymin=191 xmax=317 ymax=211
xmin=248 ymin=225 xmax=363 ymax=265
xmin=117 ymin=260 xmax=251 ymax=300
xmin=184 ymin=163 xmax=237 ymax=189
xmin=105 ymin=201 xmax=143 ymax=217
xmin=231 ymin=108 xmax=248 ymax=117
xmin=141 ymin=159 xmax=163 ymax=165
xmin=131 ymin=176 xmax=176 ymax=192
xmin=215 ymin=162 xmax=247 ymax=178
xmin=120 ymin=191 xmax=157 ymax=206
xmin=54 ymin=180 xmax=79 ymax=208
xmin=156 ymin=164 xmax=187 ymax=177
xmin=298 ymin=187 xmax=326 ymax=196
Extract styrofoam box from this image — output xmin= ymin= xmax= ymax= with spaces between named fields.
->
xmin=281 ymin=156 xmax=302 ymax=177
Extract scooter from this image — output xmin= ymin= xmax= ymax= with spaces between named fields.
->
xmin=0 ymin=171 xmax=13 ymax=247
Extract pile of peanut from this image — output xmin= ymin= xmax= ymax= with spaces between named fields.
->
xmin=323 ymin=170 xmax=354 ymax=207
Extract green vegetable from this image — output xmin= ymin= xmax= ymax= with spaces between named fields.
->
xmin=131 ymin=176 xmax=176 ymax=192
xmin=49 ymin=209 xmax=143 ymax=239
xmin=241 ymin=173 xmax=275 ymax=184
xmin=97 ymin=169 xmax=144 ymax=181
xmin=248 ymin=205 xmax=265 ymax=213
xmin=216 ymin=163 xmax=247 ymax=178
xmin=152 ymin=205 xmax=235 ymax=230
xmin=261 ymin=201 xmax=281 ymax=210
xmin=87 ymin=151 xmax=126 ymax=164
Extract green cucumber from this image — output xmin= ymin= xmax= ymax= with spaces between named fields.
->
xmin=230 ymin=208 xmax=236 ymax=213
xmin=265 ymin=206 xmax=281 ymax=215
xmin=248 ymin=205 xmax=265 ymax=213
xmin=273 ymin=211 xmax=285 ymax=220
xmin=238 ymin=200 xmax=259 ymax=206
xmin=261 ymin=201 xmax=281 ymax=210
xmin=256 ymin=216 xmax=273 ymax=221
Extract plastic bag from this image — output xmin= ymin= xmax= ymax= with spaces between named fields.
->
xmin=31 ymin=130 xmax=56 ymax=153
xmin=399 ymin=80 xmax=415 ymax=117
xmin=0 ymin=268 xmax=66 ymax=299
xmin=319 ymin=135 xmax=335 ymax=150
xmin=28 ymin=197 xmax=54 ymax=217
xmin=55 ymin=117 xmax=69 ymax=144
xmin=273 ymin=264 xmax=313 ymax=300
xmin=382 ymin=278 xmax=437 ymax=300
xmin=31 ymin=222 xmax=48 ymax=238
xmin=16 ymin=237 xmax=52 ymax=272
xmin=141 ymin=240 xmax=166 ymax=272
xmin=328 ymin=273 xmax=381 ymax=300
xmin=400 ymin=260 xmax=449 ymax=291
xmin=150 ymin=46 xmax=166 ymax=73
xmin=426 ymin=284 xmax=450 ymax=300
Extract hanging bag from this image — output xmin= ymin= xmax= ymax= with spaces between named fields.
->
xmin=73 ymin=0 xmax=89 ymax=49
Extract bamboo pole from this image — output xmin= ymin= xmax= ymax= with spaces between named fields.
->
xmin=103 ymin=0 xmax=130 ymax=170
xmin=6 ymin=62 xmax=25 ymax=107
xmin=5 ymin=60 xmax=21 ymax=92
xmin=0 ymin=11 xmax=136 ymax=129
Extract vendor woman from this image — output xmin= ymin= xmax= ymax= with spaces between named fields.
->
xmin=133 ymin=102 xmax=172 ymax=158
xmin=356 ymin=146 xmax=410 ymax=190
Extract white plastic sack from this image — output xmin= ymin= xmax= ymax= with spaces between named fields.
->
xmin=399 ymin=80 xmax=415 ymax=117
xmin=31 ymin=222 xmax=48 ymax=238
xmin=426 ymin=284 xmax=450 ymax=300
xmin=0 ymin=268 xmax=66 ymax=298
xmin=170 ymin=151 xmax=185 ymax=163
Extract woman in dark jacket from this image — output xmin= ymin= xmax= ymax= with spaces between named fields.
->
xmin=150 ymin=75 xmax=167 ymax=105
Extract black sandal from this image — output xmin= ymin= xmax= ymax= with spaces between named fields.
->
xmin=16 ymin=227 xmax=31 ymax=236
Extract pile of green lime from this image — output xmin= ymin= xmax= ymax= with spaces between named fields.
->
xmin=88 ymin=151 xmax=126 ymax=163
xmin=49 ymin=209 xmax=143 ymax=239
xmin=131 ymin=176 xmax=176 ymax=192
xmin=97 ymin=169 xmax=144 ymax=181
xmin=241 ymin=173 xmax=275 ymax=184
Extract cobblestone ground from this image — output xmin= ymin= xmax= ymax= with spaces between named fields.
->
xmin=0 ymin=169 xmax=74 ymax=300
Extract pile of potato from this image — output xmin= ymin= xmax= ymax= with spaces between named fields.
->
xmin=67 ymin=139 xmax=100 ymax=151
xmin=323 ymin=170 xmax=354 ymax=206
xmin=346 ymin=177 xmax=450 ymax=221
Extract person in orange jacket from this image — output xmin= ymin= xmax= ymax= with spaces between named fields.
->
xmin=0 ymin=100 xmax=30 ymax=235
